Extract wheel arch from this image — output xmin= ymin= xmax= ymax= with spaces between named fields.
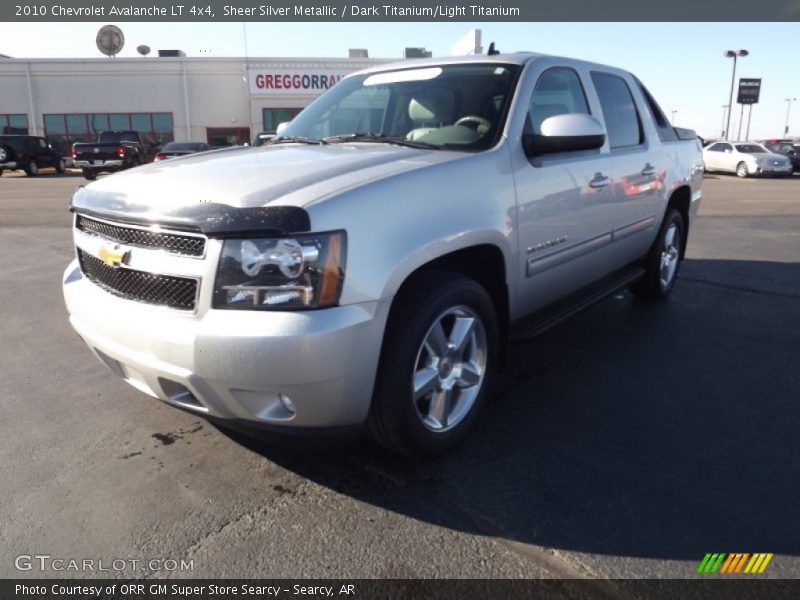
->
xmin=383 ymin=241 xmax=511 ymax=366
xmin=666 ymin=185 xmax=691 ymax=258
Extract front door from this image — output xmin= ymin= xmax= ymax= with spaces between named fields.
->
xmin=514 ymin=66 xmax=616 ymax=315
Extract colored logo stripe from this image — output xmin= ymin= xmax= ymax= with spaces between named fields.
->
xmin=745 ymin=553 xmax=774 ymax=574
xmin=698 ymin=553 xmax=773 ymax=574
xmin=697 ymin=553 xmax=726 ymax=574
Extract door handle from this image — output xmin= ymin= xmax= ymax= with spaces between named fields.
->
xmin=642 ymin=164 xmax=657 ymax=177
xmin=589 ymin=173 xmax=610 ymax=188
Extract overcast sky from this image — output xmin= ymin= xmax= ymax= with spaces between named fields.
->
xmin=1 ymin=21 xmax=798 ymax=139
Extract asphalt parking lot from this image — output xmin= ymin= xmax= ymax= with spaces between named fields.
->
xmin=0 ymin=169 xmax=798 ymax=582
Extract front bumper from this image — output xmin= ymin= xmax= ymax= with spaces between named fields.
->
xmin=753 ymin=163 xmax=793 ymax=175
xmin=74 ymin=159 xmax=123 ymax=169
xmin=63 ymin=259 xmax=390 ymax=429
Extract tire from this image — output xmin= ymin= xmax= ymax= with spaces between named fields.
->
xmin=55 ymin=158 xmax=66 ymax=174
xmin=0 ymin=144 xmax=11 ymax=163
xmin=631 ymin=208 xmax=685 ymax=301
xmin=82 ymin=168 xmax=97 ymax=181
xmin=736 ymin=162 xmax=749 ymax=178
xmin=0 ymin=169 xmax=3 ymax=177
xmin=367 ymin=271 xmax=499 ymax=457
xmin=24 ymin=160 xmax=39 ymax=177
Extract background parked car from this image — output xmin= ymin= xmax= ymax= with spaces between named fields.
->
xmin=702 ymin=142 xmax=793 ymax=178
xmin=0 ymin=135 xmax=67 ymax=177
xmin=762 ymin=139 xmax=800 ymax=173
xmin=72 ymin=130 xmax=159 ymax=180
xmin=154 ymin=141 xmax=212 ymax=161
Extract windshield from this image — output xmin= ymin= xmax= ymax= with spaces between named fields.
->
xmin=276 ymin=63 xmax=520 ymax=151
xmin=735 ymin=144 xmax=767 ymax=154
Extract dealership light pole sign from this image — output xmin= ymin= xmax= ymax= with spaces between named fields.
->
xmin=737 ymin=78 xmax=761 ymax=142
xmin=737 ymin=78 xmax=762 ymax=104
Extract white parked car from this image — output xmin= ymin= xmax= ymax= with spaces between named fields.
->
xmin=702 ymin=142 xmax=792 ymax=178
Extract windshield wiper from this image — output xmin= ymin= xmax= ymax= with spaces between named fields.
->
xmin=322 ymin=132 xmax=440 ymax=150
xmin=267 ymin=136 xmax=327 ymax=145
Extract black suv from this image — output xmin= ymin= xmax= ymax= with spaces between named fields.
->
xmin=762 ymin=139 xmax=800 ymax=173
xmin=0 ymin=135 xmax=67 ymax=177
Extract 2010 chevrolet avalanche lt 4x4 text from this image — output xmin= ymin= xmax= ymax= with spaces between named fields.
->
xmin=63 ymin=53 xmax=703 ymax=456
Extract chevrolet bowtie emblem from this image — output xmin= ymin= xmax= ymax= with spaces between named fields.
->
xmin=98 ymin=244 xmax=129 ymax=268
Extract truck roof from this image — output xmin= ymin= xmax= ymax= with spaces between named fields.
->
xmin=353 ymin=51 xmax=632 ymax=80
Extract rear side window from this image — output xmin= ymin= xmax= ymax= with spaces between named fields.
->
xmin=591 ymin=72 xmax=643 ymax=149
xmin=636 ymin=80 xmax=678 ymax=142
xmin=528 ymin=67 xmax=590 ymax=134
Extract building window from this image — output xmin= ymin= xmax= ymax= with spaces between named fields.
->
xmin=1 ymin=114 xmax=29 ymax=134
xmin=43 ymin=112 xmax=174 ymax=151
xmin=207 ymin=127 xmax=250 ymax=147
xmin=262 ymin=108 xmax=302 ymax=133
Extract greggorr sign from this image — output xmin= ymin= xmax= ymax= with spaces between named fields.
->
xmin=248 ymin=68 xmax=354 ymax=95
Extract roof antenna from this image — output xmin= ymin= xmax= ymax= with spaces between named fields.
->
xmin=487 ymin=42 xmax=500 ymax=56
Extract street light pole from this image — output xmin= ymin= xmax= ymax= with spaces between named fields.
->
xmin=724 ymin=49 xmax=748 ymax=141
xmin=721 ymin=104 xmax=729 ymax=138
xmin=785 ymin=98 xmax=797 ymax=137
xmin=670 ymin=110 xmax=677 ymax=124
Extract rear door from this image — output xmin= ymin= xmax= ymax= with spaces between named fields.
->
xmin=714 ymin=142 xmax=735 ymax=171
xmin=34 ymin=138 xmax=55 ymax=167
xmin=704 ymin=143 xmax=729 ymax=170
xmin=588 ymin=71 xmax=663 ymax=260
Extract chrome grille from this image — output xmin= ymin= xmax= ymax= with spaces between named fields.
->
xmin=76 ymin=215 xmax=205 ymax=257
xmin=77 ymin=249 xmax=198 ymax=311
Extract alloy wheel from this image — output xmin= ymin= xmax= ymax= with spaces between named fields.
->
xmin=660 ymin=223 xmax=680 ymax=290
xmin=411 ymin=306 xmax=487 ymax=432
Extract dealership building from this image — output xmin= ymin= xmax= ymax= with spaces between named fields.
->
xmin=0 ymin=54 xmax=387 ymax=153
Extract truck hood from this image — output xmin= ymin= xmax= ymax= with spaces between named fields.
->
xmin=72 ymin=143 xmax=466 ymax=233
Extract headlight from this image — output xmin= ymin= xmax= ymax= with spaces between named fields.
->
xmin=213 ymin=231 xmax=346 ymax=310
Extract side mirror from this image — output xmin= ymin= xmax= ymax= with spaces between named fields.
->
xmin=523 ymin=114 xmax=606 ymax=157
xmin=275 ymin=122 xmax=290 ymax=136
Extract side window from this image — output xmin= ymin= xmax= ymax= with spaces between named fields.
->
xmin=635 ymin=79 xmax=677 ymax=142
xmin=707 ymin=143 xmax=725 ymax=152
xmin=528 ymin=67 xmax=590 ymax=134
xmin=591 ymin=72 xmax=643 ymax=149
xmin=37 ymin=138 xmax=47 ymax=149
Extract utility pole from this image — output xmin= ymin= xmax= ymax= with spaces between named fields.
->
xmin=785 ymin=98 xmax=797 ymax=137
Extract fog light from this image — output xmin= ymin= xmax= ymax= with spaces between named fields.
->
xmin=279 ymin=394 xmax=296 ymax=415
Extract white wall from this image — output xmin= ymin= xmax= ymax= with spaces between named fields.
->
xmin=0 ymin=56 xmax=385 ymax=142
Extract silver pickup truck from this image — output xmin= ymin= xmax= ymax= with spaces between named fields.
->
xmin=63 ymin=53 xmax=703 ymax=456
